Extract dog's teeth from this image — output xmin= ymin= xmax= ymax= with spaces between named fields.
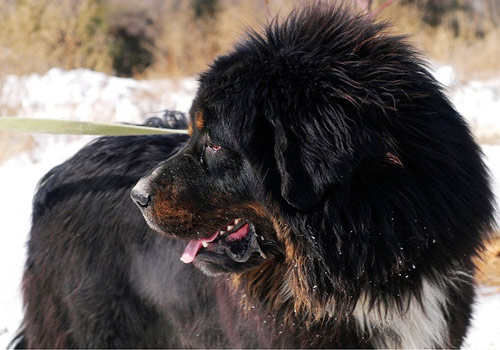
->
xmin=234 ymin=218 xmax=241 ymax=224
xmin=220 ymin=230 xmax=226 ymax=236
xmin=202 ymin=241 xmax=208 ymax=248
xmin=227 ymin=225 xmax=234 ymax=231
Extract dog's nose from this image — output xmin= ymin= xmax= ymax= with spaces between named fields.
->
xmin=131 ymin=180 xmax=152 ymax=208
xmin=131 ymin=189 xmax=150 ymax=208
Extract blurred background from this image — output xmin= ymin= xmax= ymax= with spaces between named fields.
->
xmin=0 ymin=0 xmax=499 ymax=348
xmin=0 ymin=0 xmax=499 ymax=78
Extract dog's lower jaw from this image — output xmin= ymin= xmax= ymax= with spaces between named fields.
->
xmin=193 ymin=259 xmax=228 ymax=277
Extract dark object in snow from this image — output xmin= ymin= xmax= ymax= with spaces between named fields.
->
xmin=16 ymin=3 xmax=494 ymax=348
xmin=122 ymin=110 xmax=189 ymax=130
xmin=142 ymin=110 xmax=189 ymax=130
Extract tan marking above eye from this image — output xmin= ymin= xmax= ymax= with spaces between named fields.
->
xmin=195 ymin=111 xmax=204 ymax=130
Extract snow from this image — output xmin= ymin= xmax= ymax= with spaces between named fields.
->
xmin=450 ymin=79 xmax=500 ymax=144
xmin=483 ymin=144 xmax=500 ymax=225
xmin=430 ymin=63 xmax=458 ymax=88
xmin=1 ymin=67 xmax=500 ymax=348
xmin=463 ymin=287 xmax=500 ymax=350
xmin=432 ymin=64 xmax=500 ymax=144
xmin=0 ymin=136 xmax=93 ymax=348
xmin=0 ymin=68 xmax=196 ymax=123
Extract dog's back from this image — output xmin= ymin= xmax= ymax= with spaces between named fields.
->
xmin=18 ymin=120 xmax=189 ymax=348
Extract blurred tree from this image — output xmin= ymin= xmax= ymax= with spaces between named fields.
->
xmin=107 ymin=8 xmax=156 ymax=76
xmin=401 ymin=0 xmax=465 ymax=26
xmin=192 ymin=0 xmax=219 ymax=19
xmin=400 ymin=0 xmax=500 ymax=37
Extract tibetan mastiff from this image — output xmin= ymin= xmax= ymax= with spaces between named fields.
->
xmin=17 ymin=4 xmax=494 ymax=349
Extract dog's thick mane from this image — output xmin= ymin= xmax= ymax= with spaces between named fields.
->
xmin=208 ymin=3 xmax=495 ymax=344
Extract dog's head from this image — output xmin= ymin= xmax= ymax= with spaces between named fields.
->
xmin=131 ymin=102 xmax=282 ymax=276
xmin=131 ymin=5 xmax=493 ymax=317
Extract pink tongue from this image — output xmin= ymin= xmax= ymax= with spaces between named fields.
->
xmin=180 ymin=240 xmax=202 ymax=263
xmin=227 ymin=224 xmax=249 ymax=241
xmin=180 ymin=231 xmax=219 ymax=264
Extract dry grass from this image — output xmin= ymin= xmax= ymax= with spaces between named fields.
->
xmin=149 ymin=0 xmax=500 ymax=78
xmin=374 ymin=0 xmax=500 ymax=79
xmin=145 ymin=0 xmax=299 ymax=78
xmin=0 ymin=0 xmax=498 ymax=78
xmin=0 ymin=0 xmax=112 ymax=76
xmin=120 ymin=0 xmax=500 ymax=79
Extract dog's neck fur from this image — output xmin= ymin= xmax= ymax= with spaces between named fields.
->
xmin=236 ymin=258 xmax=473 ymax=348
xmin=352 ymin=277 xmax=450 ymax=348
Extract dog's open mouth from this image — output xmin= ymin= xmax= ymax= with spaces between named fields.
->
xmin=180 ymin=219 xmax=266 ymax=264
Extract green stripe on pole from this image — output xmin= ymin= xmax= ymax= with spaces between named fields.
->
xmin=0 ymin=117 xmax=188 ymax=136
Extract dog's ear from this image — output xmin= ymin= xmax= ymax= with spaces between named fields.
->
xmin=272 ymin=117 xmax=349 ymax=211
xmin=272 ymin=116 xmax=386 ymax=211
xmin=273 ymin=118 xmax=323 ymax=210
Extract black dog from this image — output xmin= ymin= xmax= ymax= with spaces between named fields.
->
xmin=17 ymin=5 xmax=494 ymax=348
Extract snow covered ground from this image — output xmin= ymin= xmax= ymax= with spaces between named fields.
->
xmin=1 ymin=67 xmax=499 ymax=348
xmin=0 ymin=136 xmax=94 ymax=347
xmin=0 ymin=68 xmax=197 ymax=124
xmin=0 ymin=69 xmax=198 ymax=348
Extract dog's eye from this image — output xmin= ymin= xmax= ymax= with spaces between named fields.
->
xmin=206 ymin=143 xmax=221 ymax=153
xmin=201 ymin=142 xmax=222 ymax=165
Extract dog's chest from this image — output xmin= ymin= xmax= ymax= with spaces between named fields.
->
xmin=352 ymin=278 xmax=450 ymax=348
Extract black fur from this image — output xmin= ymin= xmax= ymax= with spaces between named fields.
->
xmin=17 ymin=4 xmax=494 ymax=348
